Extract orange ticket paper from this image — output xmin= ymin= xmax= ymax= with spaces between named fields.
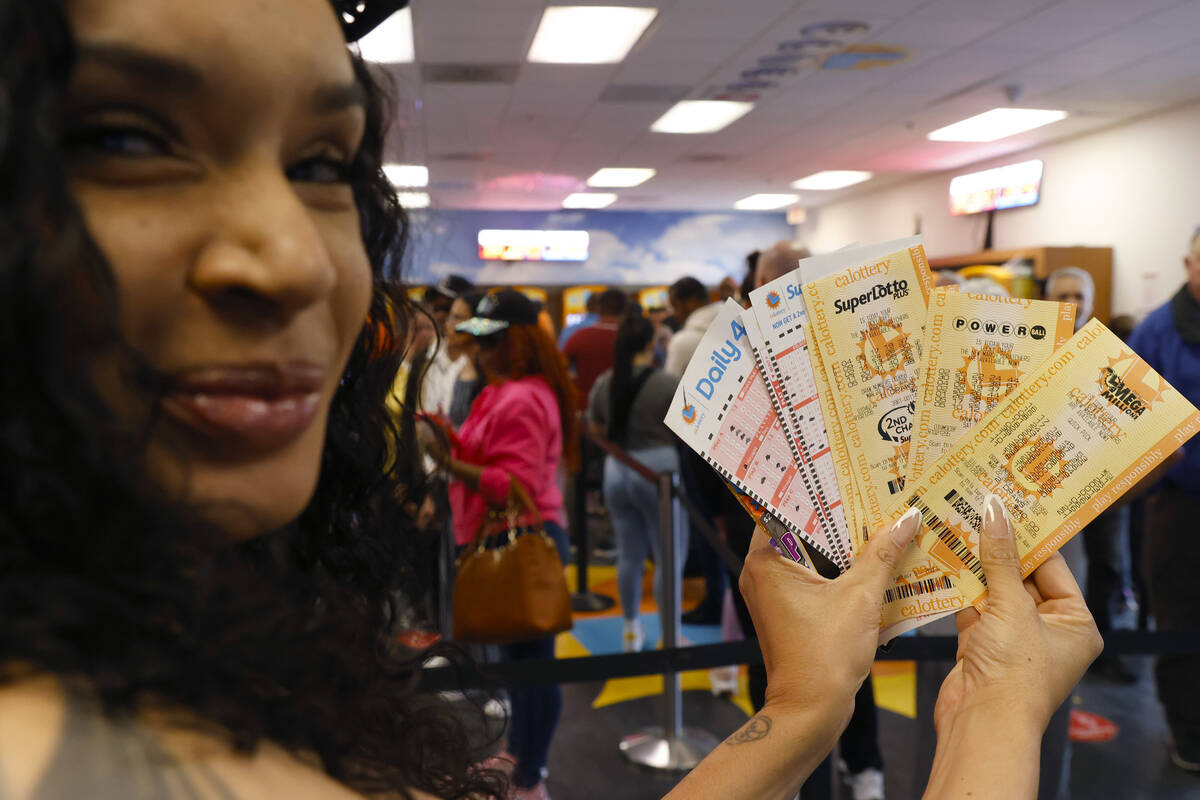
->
xmin=902 ymin=319 xmax=1200 ymax=607
xmin=906 ymin=289 xmax=1076 ymax=484
xmin=804 ymin=320 xmax=864 ymax=549
xmin=801 ymin=238 xmax=934 ymax=535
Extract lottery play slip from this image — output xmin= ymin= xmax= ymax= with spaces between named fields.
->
xmin=666 ymin=237 xmax=1200 ymax=643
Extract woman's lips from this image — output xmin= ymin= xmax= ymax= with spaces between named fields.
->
xmin=161 ymin=363 xmax=325 ymax=451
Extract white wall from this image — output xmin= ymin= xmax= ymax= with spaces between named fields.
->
xmin=795 ymin=100 xmax=1200 ymax=318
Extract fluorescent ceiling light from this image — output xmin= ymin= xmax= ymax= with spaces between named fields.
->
xmin=927 ymin=107 xmax=1068 ymax=143
xmin=587 ymin=167 xmax=656 ymax=188
xmin=562 ymin=192 xmax=617 ymax=209
xmin=651 ymin=100 xmax=755 ymax=134
xmin=383 ymin=164 xmax=429 ymax=187
xmin=792 ymin=170 xmax=873 ymax=190
xmin=734 ymin=193 xmax=799 ymax=211
xmin=397 ymin=191 xmax=431 ymax=209
xmin=354 ymin=7 xmax=414 ymax=64
xmin=528 ymin=6 xmax=658 ymax=64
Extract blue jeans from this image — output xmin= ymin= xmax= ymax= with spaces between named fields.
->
xmin=501 ymin=519 xmax=570 ymax=788
xmin=602 ymin=447 xmax=689 ymax=622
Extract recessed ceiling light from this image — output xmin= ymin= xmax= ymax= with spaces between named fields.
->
xmin=397 ymin=191 xmax=430 ymax=209
xmin=587 ymin=167 xmax=656 ymax=188
xmin=927 ymin=107 xmax=1068 ymax=143
xmin=562 ymin=192 xmax=617 ymax=209
xmin=354 ymin=7 xmax=414 ymax=64
xmin=528 ymin=6 xmax=658 ymax=64
xmin=383 ymin=164 xmax=429 ymax=188
xmin=734 ymin=193 xmax=799 ymax=211
xmin=791 ymin=170 xmax=873 ymax=190
xmin=651 ymin=100 xmax=754 ymax=134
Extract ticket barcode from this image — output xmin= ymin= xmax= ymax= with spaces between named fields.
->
xmin=883 ymin=575 xmax=954 ymax=604
xmin=909 ymin=497 xmax=987 ymax=582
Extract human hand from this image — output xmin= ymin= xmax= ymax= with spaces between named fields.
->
xmin=738 ymin=507 xmax=923 ymax=715
xmin=933 ymin=494 xmax=1103 ymax=735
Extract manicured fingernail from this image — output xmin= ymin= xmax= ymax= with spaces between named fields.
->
xmin=890 ymin=506 xmax=922 ymax=548
xmin=984 ymin=494 xmax=1008 ymax=536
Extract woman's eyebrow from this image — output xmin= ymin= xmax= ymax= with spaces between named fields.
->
xmin=75 ymin=43 xmax=205 ymax=94
xmin=310 ymin=81 xmax=367 ymax=114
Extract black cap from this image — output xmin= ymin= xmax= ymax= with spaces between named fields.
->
xmin=456 ymin=289 xmax=539 ymax=337
xmin=426 ymin=274 xmax=475 ymax=301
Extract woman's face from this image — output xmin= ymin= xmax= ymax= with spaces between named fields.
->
xmin=64 ymin=0 xmax=373 ymax=537
xmin=446 ymin=298 xmax=474 ymax=351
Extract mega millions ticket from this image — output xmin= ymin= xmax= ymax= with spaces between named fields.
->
xmin=663 ymin=300 xmax=847 ymax=567
xmin=902 ymin=318 xmax=1200 ymax=607
xmin=742 ymin=287 xmax=851 ymax=569
xmin=801 ymin=240 xmax=934 ymax=533
xmin=906 ymin=289 xmax=1077 ymax=484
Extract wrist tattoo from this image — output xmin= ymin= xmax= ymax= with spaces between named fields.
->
xmin=724 ymin=713 xmax=771 ymax=746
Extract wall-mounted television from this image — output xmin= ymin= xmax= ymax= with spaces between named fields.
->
xmin=949 ymin=159 xmax=1043 ymax=216
xmin=477 ymin=229 xmax=589 ymax=261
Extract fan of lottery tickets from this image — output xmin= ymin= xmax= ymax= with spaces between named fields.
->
xmin=665 ymin=236 xmax=1200 ymax=644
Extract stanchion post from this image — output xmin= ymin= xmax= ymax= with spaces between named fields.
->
xmin=619 ymin=472 xmax=720 ymax=771
xmin=571 ymin=434 xmax=615 ymax=612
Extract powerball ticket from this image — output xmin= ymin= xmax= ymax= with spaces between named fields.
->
xmin=663 ymin=299 xmax=845 ymax=567
xmin=742 ymin=302 xmax=851 ymax=569
xmin=801 ymin=239 xmax=934 ymax=533
xmin=902 ymin=318 xmax=1200 ymax=607
xmin=906 ymin=289 xmax=1076 ymax=484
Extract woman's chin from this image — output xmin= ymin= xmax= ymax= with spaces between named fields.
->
xmin=146 ymin=437 xmax=325 ymax=540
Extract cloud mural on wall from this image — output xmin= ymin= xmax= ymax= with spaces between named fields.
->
xmin=406 ymin=209 xmax=795 ymax=286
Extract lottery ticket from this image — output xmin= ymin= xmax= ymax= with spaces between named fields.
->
xmin=902 ymin=318 xmax=1200 ymax=607
xmin=906 ymin=289 xmax=1077 ymax=484
xmin=663 ymin=299 xmax=846 ymax=567
xmin=741 ymin=302 xmax=852 ymax=569
xmin=795 ymin=240 xmax=972 ymax=642
xmin=801 ymin=239 xmax=934 ymax=533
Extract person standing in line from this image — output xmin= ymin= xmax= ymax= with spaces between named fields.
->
xmin=1045 ymin=267 xmax=1137 ymax=684
xmin=420 ymin=276 xmax=475 ymax=418
xmin=445 ymin=291 xmax=488 ymax=429
xmin=435 ymin=290 xmax=579 ymax=800
xmin=562 ymin=288 xmax=627 ymax=403
xmin=1128 ymin=228 xmax=1200 ymax=773
xmin=558 ymin=291 xmax=600 ymax=348
xmin=588 ymin=315 xmax=684 ymax=651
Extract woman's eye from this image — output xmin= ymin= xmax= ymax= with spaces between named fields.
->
xmin=65 ymin=126 xmax=169 ymax=158
xmin=288 ymin=156 xmax=353 ymax=184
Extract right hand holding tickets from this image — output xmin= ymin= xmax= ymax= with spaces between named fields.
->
xmin=934 ymin=494 xmax=1103 ymax=733
xmin=738 ymin=507 xmax=923 ymax=716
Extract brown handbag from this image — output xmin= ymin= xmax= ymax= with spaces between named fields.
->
xmin=451 ymin=475 xmax=573 ymax=644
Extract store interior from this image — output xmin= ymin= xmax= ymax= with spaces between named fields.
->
xmin=369 ymin=1 xmax=1200 ymax=798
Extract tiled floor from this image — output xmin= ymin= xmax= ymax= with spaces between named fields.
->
xmin=520 ymin=566 xmax=1200 ymax=799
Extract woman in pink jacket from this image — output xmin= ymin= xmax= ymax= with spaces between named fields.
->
xmin=438 ymin=290 xmax=579 ymax=800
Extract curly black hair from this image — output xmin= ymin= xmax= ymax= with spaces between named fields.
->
xmin=0 ymin=2 xmax=502 ymax=798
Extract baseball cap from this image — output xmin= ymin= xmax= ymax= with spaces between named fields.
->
xmin=426 ymin=274 xmax=475 ymax=302
xmin=456 ymin=289 xmax=540 ymax=338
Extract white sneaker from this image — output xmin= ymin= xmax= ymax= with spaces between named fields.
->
xmin=846 ymin=767 xmax=885 ymax=800
xmin=622 ymin=619 xmax=645 ymax=652
xmin=709 ymin=665 xmax=738 ymax=697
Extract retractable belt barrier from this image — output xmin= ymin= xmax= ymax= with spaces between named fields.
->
xmin=420 ymin=630 xmax=1200 ymax=692
xmin=582 ymin=427 xmax=745 ymax=577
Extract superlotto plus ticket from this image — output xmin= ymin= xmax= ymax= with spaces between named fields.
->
xmin=801 ymin=239 xmax=934 ymax=535
xmin=663 ymin=299 xmax=846 ymax=568
xmin=903 ymin=318 xmax=1200 ymax=607
xmin=906 ymin=289 xmax=1077 ymax=484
